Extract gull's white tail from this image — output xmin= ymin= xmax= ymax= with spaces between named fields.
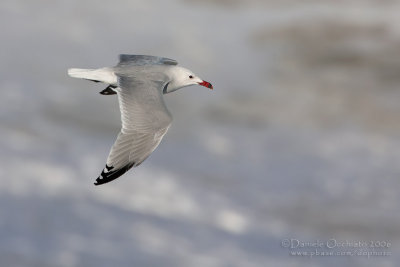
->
xmin=68 ymin=67 xmax=117 ymax=85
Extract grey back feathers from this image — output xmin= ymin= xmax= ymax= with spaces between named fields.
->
xmin=118 ymin=54 xmax=178 ymax=66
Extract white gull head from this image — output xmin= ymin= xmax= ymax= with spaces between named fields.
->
xmin=164 ymin=66 xmax=213 ymax=94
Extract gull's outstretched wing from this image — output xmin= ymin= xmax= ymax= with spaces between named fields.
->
xmin=94 ymin=76 xmax=172 ymax=185
xmin=117 ymin=54 xmax=178 ymax=67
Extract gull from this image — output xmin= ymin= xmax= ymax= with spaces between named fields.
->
xmin=68 ymin=55 xmax=213 ymax=185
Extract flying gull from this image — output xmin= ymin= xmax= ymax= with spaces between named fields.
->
xmin=68 ymin=55 xmax=213 ymax=185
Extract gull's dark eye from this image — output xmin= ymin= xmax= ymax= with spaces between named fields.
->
xmin=189 ymin=75 xmax=193 ymax=79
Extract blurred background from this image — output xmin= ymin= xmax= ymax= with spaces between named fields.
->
xmin=1 ymin=0 xmax=400 ymax=266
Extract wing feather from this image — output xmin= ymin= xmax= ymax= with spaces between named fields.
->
xmin=94 ymin=75 xmax=172 ymax=185
xmin=118 ymin=54 xmax=178 ymax=66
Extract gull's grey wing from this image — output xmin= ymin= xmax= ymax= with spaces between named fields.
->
xmin=94 ymin=76 xmax=172 ymax=185
xmin=117 ymin=54 xmax=178 ymax=67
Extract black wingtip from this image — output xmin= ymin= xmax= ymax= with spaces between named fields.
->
xmin=99 ymin=85 xmax=117 ymax=95
xmin=94 ymin=163 xmax=134 ymax=186
xmin=94 ymin=179 xmax=104 ymax=186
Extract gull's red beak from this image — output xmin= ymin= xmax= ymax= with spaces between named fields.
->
xmin=198 ymin=80 xmax=213 ymax=90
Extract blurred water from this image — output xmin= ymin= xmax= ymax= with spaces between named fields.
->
xmin=1 ymin=0 xmax=400 ymax=266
